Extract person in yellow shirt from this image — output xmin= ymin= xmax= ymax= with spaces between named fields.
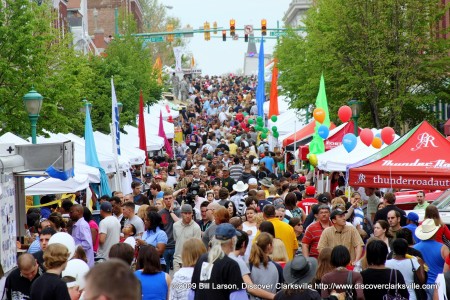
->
xmin=262 ymin=205 xmax=298 ymax=260
xmin=228 ymin=137 xmax=238 ymax=156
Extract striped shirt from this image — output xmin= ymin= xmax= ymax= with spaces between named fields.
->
xmin=229 ymin=164 xmax=244 ymax=181
xmin=302 ymin=221 xmax=332 ymax=258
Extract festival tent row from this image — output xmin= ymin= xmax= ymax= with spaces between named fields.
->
xmin=0 ymin=132 xmax=101 ymax=195
xmin=122 ymin=126 xmax=165 ymax=151
xmin=316 ymin=128 xmax=399 ymax=172
xmin=347 ymin=121 xmax=450 ymax=190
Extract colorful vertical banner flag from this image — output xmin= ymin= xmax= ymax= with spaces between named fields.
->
xmin=84 ymin=105 xmax=111 ymax=198
xmin=256 ymin=39 xmax=265 ymax=117
xmin=268 ymin=58 xmax=279 ymax=118
xmin=153 ymin=56 xmax=163 ymax=85
xmin=138 ymin=90 xmax=148 ymax=166
xmin=173 ymin=47 xmax=183 ymax=72
xmin=158 ymin=110 xmax=173 ymax=158
xmin=309 ymin=74 xmax=331 ymax=156
xmin=111 ymin=77 xmax=121 ymax=156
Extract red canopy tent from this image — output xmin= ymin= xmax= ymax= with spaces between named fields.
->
xmin=347 ymin=121 xmax=450 ymax=190
xmin=283 ymin=121 xmax=336 ymax=149
xmin=325 ymin=121 xmax=361 ymax=150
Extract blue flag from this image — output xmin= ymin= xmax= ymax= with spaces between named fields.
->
xmin=256 ymin=38 xmax=265 ymax=117
xmin=84 ymin=106 xmax=111 ymax=198
xmin=111 ymin=77 xmax=121 ymax=155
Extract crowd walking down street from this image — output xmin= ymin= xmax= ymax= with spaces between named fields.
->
xmin=2 ymin=74 xmax=449 ymax=300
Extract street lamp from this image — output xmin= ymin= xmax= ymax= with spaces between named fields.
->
xmin=23 ymin=87 xmax=44 ymax=144
xmin=117 ymin=102 xmax=123 ymax=114
xmin=23 ymin=87 xmax=43 ymax=206
xmin=348 ymin=99 xmax=362 ymax=136
xmin=81 ymin=98 xmax=92 ymax=114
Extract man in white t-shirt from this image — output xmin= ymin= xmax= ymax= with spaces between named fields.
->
xmin=122 ymin=202 xmax=145 ymax=237
xmin=97 ymin=202 xmax=121 ymax=258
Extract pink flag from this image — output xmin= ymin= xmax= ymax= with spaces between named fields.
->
xmin=138 ymin=90 xmax=148 ymax=166
xmin=158 ymin=110 xmax=173 ymax=158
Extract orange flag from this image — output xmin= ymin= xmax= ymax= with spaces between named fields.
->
xmin=268 ymin=58 xmax=279 ymax=117
xmin=153 ymin=56 xmax=163 ymax=85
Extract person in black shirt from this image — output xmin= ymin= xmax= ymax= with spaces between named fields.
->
xmin=190 ymin=223 xmax=246 ymax=300
xmin=374 ymin=192 xmax=406 ymax=226
xmin=30 ymin=243 xmax=71 ymax=300
xmin=4 ymin=254 xmax=42 ymax=300
xmin=197 ymin=201 xmax=212 ymax=232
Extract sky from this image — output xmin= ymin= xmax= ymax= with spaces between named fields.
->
xmin=159 ymin=0 xmax=292 ymax=75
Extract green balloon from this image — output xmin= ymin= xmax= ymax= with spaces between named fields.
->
xmin=273 ymin=132 xmax=280 ymax=138
xmin=255 ymin=126 xmax=261 ymax=131
xmin=257 ymin=116 xmax=263 ymax=122
xmin=248 ymin=119 xmax=254 ymax=124
xmin=257 ymin=120 xmax=264 ymax=126
xmin=261 ymin=133 xmax=268 ymax=139
xmin=262 ymin=127 xmax=269 ymax=133
xmin=271 ymin=115 xmax=278 ymax=122
xmin=272 ymin=126 xmax=278 ymax=132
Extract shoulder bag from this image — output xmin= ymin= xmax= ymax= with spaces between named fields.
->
xmin=345 ymin=271 xmax=353 ymax=300
xmin=383 ymin=269 xmax=408 ymax=300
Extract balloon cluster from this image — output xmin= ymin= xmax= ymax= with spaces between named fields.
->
xmin=247 ymin=115 xmax=279 ymax=139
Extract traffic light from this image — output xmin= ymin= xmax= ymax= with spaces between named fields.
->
xmin=204 ymin=22 xmax=210 ymax=41
xmin=222 ymin=30 xmax=226 ymax=41
xmin=244 ymin=34 xmax=248 ymax=42
xmin=213 ymin=21 xmax=217 ymax=34
xmin=167 ymin=23 xmax=174 ymax=42
xmin=230 ymin=19 xmax=235 ymax=36
xmin=261 ymin=19 xmax=267 ymax=36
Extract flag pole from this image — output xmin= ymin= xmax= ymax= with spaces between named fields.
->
xmin=111 ymin=76 xmax=122 ymax=192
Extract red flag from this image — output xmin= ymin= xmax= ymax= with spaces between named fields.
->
xmin=269 ymin=59 xmax=279 ymax=117
xmin=138 ymin=90 xmax=148 ymax=166
xmin=158 ymin=110 xmax=173 ymax=158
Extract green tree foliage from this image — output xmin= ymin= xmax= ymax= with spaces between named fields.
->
xmin=276 ymin=0 xmax=450 ymax=131
xmin=0 ymin=0 xmax=161 ymax=138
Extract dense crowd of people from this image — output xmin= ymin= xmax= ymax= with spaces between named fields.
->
xmin=1 ymin=75 xmax=449 ymax=300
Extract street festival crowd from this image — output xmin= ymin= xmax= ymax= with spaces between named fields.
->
xmin=2 ymin=75 xmax=449 ymax=300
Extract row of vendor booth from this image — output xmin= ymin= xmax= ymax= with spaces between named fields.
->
xmin=272 ymin=96 xmax=450 ymax=191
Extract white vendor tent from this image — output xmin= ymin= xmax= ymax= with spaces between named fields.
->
xmin=123 ymin=125 xmax=165 ymax=151
xmin=146 ymin=102 xmax=180 ymax=120
xmin=263 ymin=95 xmax=291 ymax=115
xmin=25 ymin=174 xmax=90 ymax=196
xmin=93 ymin=131 xmax=146 ymax=165
xmin=0 ymin=132 xmax=29 ymax=145
xmin=267 ymin=109 xmax=305 ymax=136
xmin=316 ymin=129 xmax=399 ymax=171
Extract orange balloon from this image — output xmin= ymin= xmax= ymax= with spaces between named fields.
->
xmin=372 ymin=137 xmax=382 ymax=149
xmin=313 ymin=108 xmax=326 ymax=124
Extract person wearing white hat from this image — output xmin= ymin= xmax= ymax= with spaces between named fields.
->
xmin=230 ymin=181 xmax=249 ymax=216
xmin=414 ymin=218 xmax=449 ymax=298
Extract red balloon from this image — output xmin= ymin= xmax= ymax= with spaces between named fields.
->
xmin=338 ymin=105 xmax=352 ymax=123
xmin=381 ymin=127 xmax=395 ymax=145
xmin=360 ymin=128 xmax=374 ymax=147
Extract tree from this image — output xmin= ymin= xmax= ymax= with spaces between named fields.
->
xmin=276 ymin=0 xmax=450 ymax=131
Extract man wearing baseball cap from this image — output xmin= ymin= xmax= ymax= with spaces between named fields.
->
xmin=318 ymin=209 xmax=364 ymax=263
xmin=403 ymin=212 xmax=421 ymax=243
xmin=190 ymin=223 xmax=246 ymax=299
xmin=297 ymin=186 xmax=318 ymax=215
xmin=97 ymin=202 xmax=121 ymax=259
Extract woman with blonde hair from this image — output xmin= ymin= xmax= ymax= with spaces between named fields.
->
xmin=170 ymin=238 xmax=206 ymax=300
xmin=30 ymin=243 xmax=70 ymax=300
xmin=269 ymin=238 xmax=289 ymax=268
xmin=249 ymin=232 xmax=282 ymax=300
xmin=137 ymin=204 xmax=149 ymax=221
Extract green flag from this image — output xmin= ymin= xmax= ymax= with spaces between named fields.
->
xmin=309 ymin=74 xmax=331 ymax=156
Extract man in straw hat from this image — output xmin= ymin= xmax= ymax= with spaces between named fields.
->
xmin=414 ymin=218 xmax=449 ymax=299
